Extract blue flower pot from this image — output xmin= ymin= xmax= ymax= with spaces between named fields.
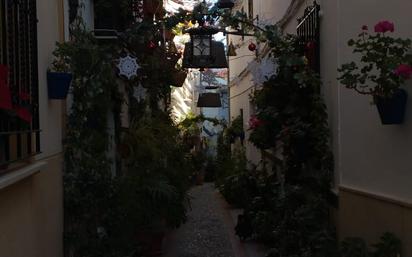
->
xmin=47 ymin=72 xmax=72 ymax=99
xmin=376 ymin=89 xmax=408 ymax=125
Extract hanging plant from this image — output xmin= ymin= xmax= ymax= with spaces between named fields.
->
xmin=47 ymin=53 xmax=73 ymax=100
xmin=338 ymin=21 xmax=412 ymax=124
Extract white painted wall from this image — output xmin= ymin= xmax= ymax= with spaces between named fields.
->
xmin=280 ymin=0 xmax=412 ymax=202
xmin=36 ymin=0 xmax=65 ymax=159
xmin=335 ymin=0 xmax=412 ymax=202
xmin=228 ymin=0 xmax=291 ymax=165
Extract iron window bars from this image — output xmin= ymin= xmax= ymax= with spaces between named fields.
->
xmin=297 ymin=1 xmax=320 ymax=73
xmin=0 ymin=0 xmax=40 ymax=171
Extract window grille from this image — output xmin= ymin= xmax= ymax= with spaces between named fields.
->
xmin=0 ymin=0 xmax=40 ymax=171
xmin=296 ymin=1 xmax=320 ymax=72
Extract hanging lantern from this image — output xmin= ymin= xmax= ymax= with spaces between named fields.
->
xmin=182 ymin=27 xmax=228 ymax=69
xmin=217 ymin=0 xmax=234 ymax=9
xmin=197 ymin=93 xmax=222 ymax=108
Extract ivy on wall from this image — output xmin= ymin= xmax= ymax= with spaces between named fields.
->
xmin=56 ymin=24 xmax=122 ymax=257
xmin=217 ymin=12 xmax=337 ymax=257
xmin=60 ymin=3 xmax=198 ymax=256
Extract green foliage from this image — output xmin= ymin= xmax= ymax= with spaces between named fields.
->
xmin=62 ymin=23 xmax=121 ymax=257
xmin=341 ymin=238 xmax=370 ymax=257
xmin=120 ymin=112 xmax=192 ymax=225
xmin=340 ymin=233 xmax=402 ymax=257
xmin=234 ymin=176 xmax=337 ymax=257
xmin=217 ymin=146 xmax=254 ymax=208
xmin=372 ymin=233 xmax=402 ymax=257
xmin=179 ymin=113 xmax=221 ymax=136
xmin=338 ymin=23 xmax=412 ymax=99
xmin=217 ymin=19 xmax=335 ymax=257
xmin=215 ymin=131 xmax=232 ymax=182
xmin=225 ymin=115 xmax=244 ymax=142
xmin=62 ymin=17 xmax=193 ymax=257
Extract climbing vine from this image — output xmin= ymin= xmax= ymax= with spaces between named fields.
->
xmin=59 ymin=23 xmax=121 ymax=257
xmin=217 ymin=13 xmax=337 ymax=257
xmin=60 ymin=2 xmax=218 ymax=256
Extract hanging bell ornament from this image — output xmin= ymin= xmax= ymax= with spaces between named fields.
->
xmin=227 ymin=41 xmax=237 ymax=56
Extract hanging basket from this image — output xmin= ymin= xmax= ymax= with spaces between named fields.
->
xmin=47 ymin=71 xmax=72 ymax=99
xmin=171 ymin=71 xmax=187 ymax=87
xmin=375 ymin=88 xmax=408 ymax=125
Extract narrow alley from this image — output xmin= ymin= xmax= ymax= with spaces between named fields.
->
xmin=0 ymin=1 xmax=411 ymax=257
xmin=163 ymin=183 xmax=266 ymax=257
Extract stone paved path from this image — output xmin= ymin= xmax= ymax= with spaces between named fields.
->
xmin=162 ymin=183 xmax=236 ymax=257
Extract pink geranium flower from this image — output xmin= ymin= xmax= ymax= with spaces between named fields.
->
xmin=374 ymin=20 xmax=394 ymax=33
xmin=394 ymin=64 xmax=412 ymax=79
xmin=249 ymin=115 xmax=264 ymax=129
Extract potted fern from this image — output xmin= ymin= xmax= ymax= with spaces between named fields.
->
xmin=338 ymin=21 xmax=412 ymax=124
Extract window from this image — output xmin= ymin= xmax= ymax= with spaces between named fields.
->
xmin=0 ymin=0 xmax=40 ymax=171
xmin=93 ymin=0 xmax=135 ymax=38
xmin=94 ymin=0 xmax=124 ymax=30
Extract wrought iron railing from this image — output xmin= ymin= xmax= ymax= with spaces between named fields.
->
xmin=0 ymin=0 xmax=40 ymax=171
xmin=297 ymin=1 xmax=320 ymax=72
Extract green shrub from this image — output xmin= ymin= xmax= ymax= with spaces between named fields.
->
xmin=340 ymin=233 xmax=401 ymax=257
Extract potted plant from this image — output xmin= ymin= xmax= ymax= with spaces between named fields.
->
xmin=338 ymin=20 xmax=412 ymax=124
xmin=117 ymin=115 xmax=191 ymax=256
xmin=47 ymin=55 xmax=72 ymax=100
xmin=226 ymin=115 xmax=244 ymax=143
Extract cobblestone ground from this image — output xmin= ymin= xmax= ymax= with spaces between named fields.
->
xmin=162 ymin=183 xmax=235 ymax=257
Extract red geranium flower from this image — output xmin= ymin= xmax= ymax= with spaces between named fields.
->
xmin=394 ymin=64 xmax=412 ymax=79
xmin=374 ymin=20 xmax=394 ymax=33
xmin=249 ymin=115 xmax=264 ymax=129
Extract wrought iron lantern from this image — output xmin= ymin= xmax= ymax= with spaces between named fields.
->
xmin=182 ymin=27 xmax=228 ymax=69
xmin=216 ymin=0 xmax=234 ymax=9
xmin=197 ymin=93 xmax=222 ymax=108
